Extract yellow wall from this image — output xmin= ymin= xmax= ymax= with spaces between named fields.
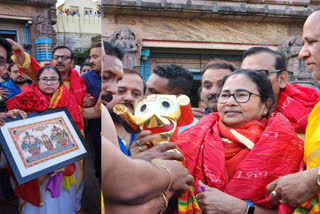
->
xmin=54 ymin=13 xmax=101 ymax=34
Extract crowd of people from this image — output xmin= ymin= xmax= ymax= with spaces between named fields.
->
xmin=0 ymin=7 xmax=319 ymax=214
xmin=0 ymin=37 xmax=101 ymax=214
xmin=101 ymin=9 xmax=320 ymax=214
xmin=58 ymin=8 xmax=103 ymax=17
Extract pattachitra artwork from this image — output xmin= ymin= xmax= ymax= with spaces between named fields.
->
xmin=0 ymin=108 xmax=87 ymax=185
xmin=9 ymin=117 xmax=78 ymax=169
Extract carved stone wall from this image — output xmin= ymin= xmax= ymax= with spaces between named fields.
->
xmin=102 ymin=0 xmax=316 ymax=21
xmin=103 ymin=15 xmax=302 ymax=45
xmin=279 ymin=36 xmax=320 ymax=88
xmin=103 ymin=0 xmax=320 ymax=88
xmin=0 ymin=1 xmax=56 ymax=55
xmin=0 ymin=0 xmax=55 ymax=5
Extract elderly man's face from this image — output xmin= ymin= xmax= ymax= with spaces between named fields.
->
xmin=299 ymin=11 xmax=320 ymax=81
xmin=101 ymin=54 xmax=123 ymax=109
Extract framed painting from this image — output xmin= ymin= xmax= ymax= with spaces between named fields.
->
xmin=0 ymin=107 xmax=87 ymax=185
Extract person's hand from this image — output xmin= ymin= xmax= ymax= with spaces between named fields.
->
xmin=130 ymin=130 xmax=158 ymax=155
xmin=83 ymin=94 xmax=95 ymax=107
xmin=267 ymin=168 xmax=319 ymax=208
xmin=196 ymin=181 xmax=246 ymax=214
xmin=0 ymin=113 xmax=6 ymax=126
xmin=152 ymin=159 xmax=194 ymax=194
xmin=6 ymin=39 xmax=21 ymax=51
xmin=132 ymin=142 xmax=185 ymax=162
xmin=0 ymin=87 xmax=10 ymax=101
xmin=6 ymin=39 xmax=25 ymax=66
xmin=82 ymin=94 xmax=101 ymax=119
xmin=0 ymin=110 xmax=28 ymax=126
xmin=51 ymin=166 xmax=66 ymax=176
xmin=192 ymin=107 xmax=206 ymax=120
xmin=95 ymin=93 xmax=102 ymax=112
xmin=7 ymin=109 xmax=28 ymax=119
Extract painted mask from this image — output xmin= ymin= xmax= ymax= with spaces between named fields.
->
xmin=113 ymin=94 xmax=193 ymax=146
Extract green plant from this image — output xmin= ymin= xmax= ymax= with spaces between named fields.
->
xmin=74 ymin=48 xmax=91 ymax=66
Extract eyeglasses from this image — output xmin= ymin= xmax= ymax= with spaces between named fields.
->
xmin=216 ymin=89 xmax=261 ymax=104
xmin=52 ymin=55 xmax=71 ymax=61
xmin=39 ymin=78 xmax=59 ymax=84
xmin=254 ymin=69 xmax=283 ymax=75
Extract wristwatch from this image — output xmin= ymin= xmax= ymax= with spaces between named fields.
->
xmin=245 ymin=200 xmax=255 ymax=214
xmin=317 ymin=167 xmax=320 ymax=187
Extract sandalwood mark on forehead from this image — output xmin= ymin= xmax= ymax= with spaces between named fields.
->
xmin=231 ymin=74 xmax=238 ymax=79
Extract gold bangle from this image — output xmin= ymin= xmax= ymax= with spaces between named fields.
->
xmin=159 ymin=192 xmax=169 ymax=214
xmin=152 ymin=163 xmax=173 ymax=193
xmin=152 ymin=162 xmax=174 ymax=214
xmin=152 ymin=162 xmax=173 ymax=214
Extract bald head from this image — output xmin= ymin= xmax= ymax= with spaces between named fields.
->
xmin=303 ymin=10 xmax=320 ymax=34
xmin=307 ymin=10 xmax=320 ymax=21
xmin=299 ymin=10 xmax=320 ymax=80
